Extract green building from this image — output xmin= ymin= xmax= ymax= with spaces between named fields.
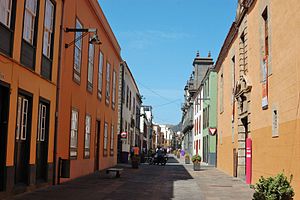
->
xmin=202 ymin=68 xmax=218 ymax=166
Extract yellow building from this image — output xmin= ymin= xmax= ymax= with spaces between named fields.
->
xmin=0 ymin=0 xmax=62 ymax=196
xmin=216 ymin=0 xmax=300 ymax=198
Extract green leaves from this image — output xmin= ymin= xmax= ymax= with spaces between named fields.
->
xmin=252 ymin=173 xmax=295 ymax=200
xmin=191 ymin=155 xmax=201 ymax=163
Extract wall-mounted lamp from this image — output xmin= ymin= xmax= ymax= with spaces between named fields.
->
xmin=195 ymin=97 xmax=210 ymax=105
xmin=64 ymin=28 xmax=101 ymax=48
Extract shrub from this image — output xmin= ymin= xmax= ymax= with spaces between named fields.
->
xmin=184 ymin=153 xmax=190 ymax=159
xmin=251 ymin=173 xmax=294 ymax=200
xmin=192 ymin=155 xmax=201 ymax=163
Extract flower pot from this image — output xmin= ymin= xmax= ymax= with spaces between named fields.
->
xmin=193 ymin=162 xmax=200 ymax=171
xmin=177 ymin=154 xmax=180 ymax=158
xmin=185 ymin=158 xmax=190 ymax=164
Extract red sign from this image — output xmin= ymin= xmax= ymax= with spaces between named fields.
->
xmin=121 ymin=132 xmax=127 ymax=138
xmin=209 ymin=128 xmax=217 ymax=136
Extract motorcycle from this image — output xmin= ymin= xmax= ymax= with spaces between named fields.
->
xmin=149 ymin=154 xmax=168 ymax=166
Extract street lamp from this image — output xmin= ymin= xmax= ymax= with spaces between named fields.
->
xmin=64 ymin=28 xmax=101 ymax=48
xmin=194 ymin=97 xmax=210 ymax=105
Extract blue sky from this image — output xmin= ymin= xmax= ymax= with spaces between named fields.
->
xmin=99 ymin=0 xmax=237 ymax=125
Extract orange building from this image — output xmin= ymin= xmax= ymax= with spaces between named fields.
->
xmin=216 ymin=0 xmax=300 ymax=198
xmin=55 ymin=0 xmax=121 ymax=183
xmin=0 ymin=0 xmax=62 ymax=196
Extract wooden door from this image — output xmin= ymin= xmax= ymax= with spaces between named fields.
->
xmin=36 ymin=101 xmax=50 ymax=182
xmin=0 ymin=84 xmax=9 ymax=190
xmin=15 ymin=94 xmax=32 ymax=184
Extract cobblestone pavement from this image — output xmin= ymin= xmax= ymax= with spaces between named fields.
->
xmin=8 ymin=155 xmax=254 ymax=200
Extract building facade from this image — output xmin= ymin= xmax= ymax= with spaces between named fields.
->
xmin=140 ymin=105 xmax=153 ymax=151
xmin=118 ymin=61 xmax=141 ymax=163
xmin=56 ymin=0 xmax=121 ymax=182
xmin=152 ymin=124 xmax=162 ymax=149
xmin=182 ymin=52 xmax=214 ymax=157
xmin=0 ymin=0 xmax=62 ymax=195
xmin=202 ymin=69 xmax=217 ymax=166
xmin=160 ymin=125 xmax=173 ymax=149
xmin=216 ymin=0 xmax=300 ymax=198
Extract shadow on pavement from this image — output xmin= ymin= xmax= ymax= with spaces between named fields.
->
xmin=10 ymin=158 xmax=194 ymax=200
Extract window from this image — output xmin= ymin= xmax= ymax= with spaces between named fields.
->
xmin=42 ymin=0 xmax=54 ymax=58
xmin=231 ymin=56 xmax=235 ymax=104
xmin=220 ymin=69 xmax=224 ymax=113
xmin=133 ymin=98 xmax=135 ymax=114
xmin=112 ymin=70 xmax=116 ymax=108
xmin=70 ymin=109 xmax=78 ymax=158
xmin=37 ymin=103 xmax=47 ymax=141
xmin=16 ymin=96 xmax=29 ymax=140
xmin=240 ymin=33 xmax=246 ymax=72
xmin=110 ymin=124 xmax=114 ymax=156
xmin=126 ymin=85 xmax=129 ymax=108
xmin=262 ymin=7 xmax=269 ymax=57
xmin=122 ymin=82 xmax=126 ymax=103
xmin=129 ymin=91 xmax=131 ymax=111
xmin=103 ymin=122 xmax=108 ymax=155
xmin=23 ymin=0 xmax=37 ymax=44
xmin=198 ymin=115 xmax=201 ymax=134
xmin=87 ymin=42 xmax=94 ymax=91
xmin=0 ymin=0 xmax=12 ymax=27
xmin=98 ymin=51 xmax=103 ymax=99
xmin=272 ymin=108 xmax=279 ymax=137
xmin=194 ymin=120 xmax=196 ymax=135
xmin=105 ymin=62 xmax=111 ymax=104
xmin=84 ymin=115 xmax=91 ymax=158
xmin=73 ymin=19 xmax=83 ymax=82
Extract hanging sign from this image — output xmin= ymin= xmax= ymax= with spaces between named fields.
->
xmin=209 ymin=128 xmax=217 ymax=136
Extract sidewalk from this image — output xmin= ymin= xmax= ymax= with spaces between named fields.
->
xmin=174 ymin=154 xmax=254 ymax=200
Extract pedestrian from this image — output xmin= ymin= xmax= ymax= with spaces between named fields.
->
xmin=133 ymin=145 xmax=140 ymax=156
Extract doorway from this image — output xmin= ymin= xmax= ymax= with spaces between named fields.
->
xmin=233 ymin=148 xmax=238 ymax=177
xmin=0 ymin=83 xmax=10 ymax=191
xmin=14 ymin=92 xmax=32 ymax=185
xmin=36 ymin=100 xmax=50 ymax=182
xmin=94 ymin=120 xmax=100 ymax=171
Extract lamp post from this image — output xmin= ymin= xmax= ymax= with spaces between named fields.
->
xmin=64 ymin=28 xmax=101 ymax=48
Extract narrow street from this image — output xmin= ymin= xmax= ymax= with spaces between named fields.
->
xmin=10 ymin=156 xmax=253 ymax=200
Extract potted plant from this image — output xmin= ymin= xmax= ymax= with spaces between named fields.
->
xmin=131 ymin=155 xmax=140 ymax=169
xmin=176 ymin=150 xmax=180 ymax=158
xmin=185 ymin=153 xmax=190 ymax=164
xmin=251 ymin=173 xmax=295 ymax=200
xmin=192 ymin=155 xmax=201 ymax=171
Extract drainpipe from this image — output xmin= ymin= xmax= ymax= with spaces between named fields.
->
xmin=53 ymin=0 xmax=65 ymax=185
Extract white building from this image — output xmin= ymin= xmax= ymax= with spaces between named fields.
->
xmin=118 ymin=61 xmax=142 ymax=163
xmin=160 ymin=125 xmax=173 ymax=149
xmin=140 ymin=106 xmax=153 ymax=151
xmin=193 ymin=87 xmax=203 ymax=157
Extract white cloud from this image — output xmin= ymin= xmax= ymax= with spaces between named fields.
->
xmin=120 ymin=30 xmax=193 ymax=50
